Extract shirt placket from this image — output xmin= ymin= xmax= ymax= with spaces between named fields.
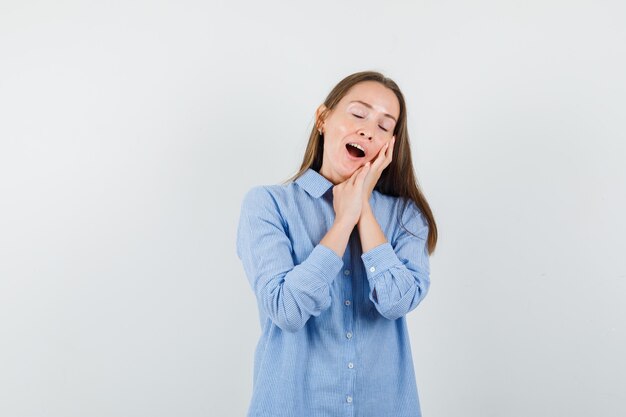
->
xmin=341 ymin=227 xmax=358 ymax=416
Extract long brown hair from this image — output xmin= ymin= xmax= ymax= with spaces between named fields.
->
xmin=285 ymin=71 xmax=437 ymax=255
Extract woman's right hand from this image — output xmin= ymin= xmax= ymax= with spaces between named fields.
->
xmin=332 ymin=162 xmax=371 ymax=227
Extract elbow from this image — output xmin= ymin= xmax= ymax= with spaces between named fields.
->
xmin=273 ymin=301 xmax=309 ymax=332
xmin=273 ymin=295 xmax=331 ymax=332
xmin=275 ymin=317 xmax=306 ymax=333
xmin=262 ymin=287 xmax=329 ymax=333
xmin=378 ymin=308 xmax=404 ymax=321
xmin=379 ymin=276 xmax=430 ymax=320
xmin=257 ymin=275 xmax=332 ymax=333
xmin=262 ymin=300 xmax=309 ymax=333
xmin=406 ymin=276 xmax=430 ymax=313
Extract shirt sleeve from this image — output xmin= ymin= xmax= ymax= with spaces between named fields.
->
xmin=360 ymin=199 xmax=431 ymax=320
xmin=236 ymin=186 xmax=344 ymax=332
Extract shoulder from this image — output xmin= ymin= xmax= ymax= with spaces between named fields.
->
xmin=240 ymin=183 xmax=293 ymax=216
xmin=241 ymin=184 xmax=272 ymax=205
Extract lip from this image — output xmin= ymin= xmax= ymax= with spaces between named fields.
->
xmin=344 ymin=141 xmax=368 ymax=160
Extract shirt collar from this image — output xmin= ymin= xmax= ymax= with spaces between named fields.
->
xmin=294 ymin=168 xmax=334 ymax=198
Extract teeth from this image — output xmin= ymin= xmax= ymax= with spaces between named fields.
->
xmin=347 ymin=143 xmax=364 ymax=152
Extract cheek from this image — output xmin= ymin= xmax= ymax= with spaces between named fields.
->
xmin=334 ymin=124 xmax=350 ymax=136
xmin=372 ymin=145 xmax=385 ymax=158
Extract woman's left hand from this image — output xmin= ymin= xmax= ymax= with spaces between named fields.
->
xmin=361 ymin=136 xmax=395 ymax=205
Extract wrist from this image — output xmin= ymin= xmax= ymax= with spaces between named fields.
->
xmin=333 ymin=217 xmax=356 ymax=231
xmin=361 ymin=200 xmax=373 ymax=214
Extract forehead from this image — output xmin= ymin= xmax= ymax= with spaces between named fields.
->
xmin=341 ymin=81 xmax=400 ymax=119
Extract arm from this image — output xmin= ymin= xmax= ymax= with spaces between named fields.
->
xmin=236 ymin=186 xmax=346 ymax=333
xmin=358 ymin=199 xmax=431 ymax=320
xmin=357 ymin=200 xmax=387 ymax=253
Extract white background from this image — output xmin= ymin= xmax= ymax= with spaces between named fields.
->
xmin=1 ymin=1 xmax=625 ymax=416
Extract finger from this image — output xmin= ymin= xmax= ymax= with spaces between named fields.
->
xmin=373 ymin=140 xmax=392 ymax=167
xmin=341 ymin=168 xmax=358 ymax=188
xmin=383 ymin=137 xmax=395 ymax=166
xmin=350 ymin=163 xmax=369 ymax=184
xmin=380 ymin=142 xmax=391 ymax=162
xmin=348 ymin=166 xmax=363 ymax=185
xmin=388 ymin=136 xmax=395 ymax=157
xmin=355 ymin=162 xmax=371 ymax=186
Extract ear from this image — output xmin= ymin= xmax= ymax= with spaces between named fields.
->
xmin=315 ymin=104 xmax=328 ymax=130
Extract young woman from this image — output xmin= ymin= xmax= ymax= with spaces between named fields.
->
xmin=236 ymin=70 xmax=437 ymax=417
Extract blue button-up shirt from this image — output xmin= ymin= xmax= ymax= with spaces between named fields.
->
xmin=236 ymin=167 xmax=431 ymax=417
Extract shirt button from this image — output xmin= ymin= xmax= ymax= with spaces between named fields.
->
xmin=348 ymin=362 xmax=354 ymax=369
xmin=369 ymin=266 xmax=376 ymax=272
xmin=344 ymin=269 xmax=351 ymax=276
xmin=346 ymin=396 xmax=353 ymax=403
xmin=344 ymin=300 xmax=351 ymax=306
xmin=346 ymin=332 xmax=352 ymax=339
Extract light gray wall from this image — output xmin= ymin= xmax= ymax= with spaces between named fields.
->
xmin=1 ymin=1 xmax=624 ymax=416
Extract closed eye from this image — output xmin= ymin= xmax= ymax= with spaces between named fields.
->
xmin=352 ymin=114 xmax=388 ymax=131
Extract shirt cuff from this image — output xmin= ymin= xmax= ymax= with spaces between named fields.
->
xmin=361 ymin=242 xmax=400 ymax=281
xmin=307 ymin=243 xmax=345 ymax=285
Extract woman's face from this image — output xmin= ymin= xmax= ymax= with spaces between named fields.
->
xmin=317 ymin=81 xmax=400 ymax=185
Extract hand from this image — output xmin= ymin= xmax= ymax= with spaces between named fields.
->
xmin=361 ymin=136 xmax=395 ymax=204
xmin=332 ymin=162 xmax=371 ymax=227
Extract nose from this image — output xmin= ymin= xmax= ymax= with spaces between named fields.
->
xmin=358 ymin=130 xmax=373 ymax=141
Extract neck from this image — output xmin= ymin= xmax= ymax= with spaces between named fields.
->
xmin=319 ymin=164 xmax=346 ymax=185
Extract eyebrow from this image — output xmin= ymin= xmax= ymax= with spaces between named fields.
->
xmin=349 ymin=100 xmax=397 ymax=123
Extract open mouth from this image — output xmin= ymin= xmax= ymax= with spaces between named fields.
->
xmin=346 ymin=143 xmax=365 ymax=158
